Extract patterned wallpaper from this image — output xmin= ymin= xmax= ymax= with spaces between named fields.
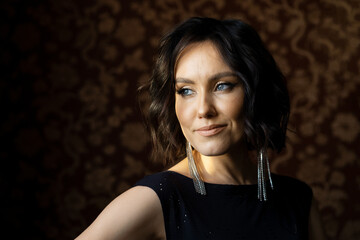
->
xmin=1 ymin=0 xmax=360 ymax=239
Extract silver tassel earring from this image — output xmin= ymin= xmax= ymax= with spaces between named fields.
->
xmin=257 ymin=148 xmax=274 ymax=201
xmin=186 ymin=141 xmax=206 ymax=195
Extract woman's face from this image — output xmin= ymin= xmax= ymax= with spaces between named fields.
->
xmin=175 ymin=41 xmax=245 ymax=156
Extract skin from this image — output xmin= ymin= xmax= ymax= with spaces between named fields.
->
xmin=75 ymin=186 xmax=166 ymax=240
xmin=174 ymin=41 xmax=245 ymax=157
xmin=172 ymin=40 xmax=257 ymax=185
xmin=75 ymin=40 xmax=325 ymax=240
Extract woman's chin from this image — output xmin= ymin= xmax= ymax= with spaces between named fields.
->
xmin=194 ymin=145 xmax=229 ymax=157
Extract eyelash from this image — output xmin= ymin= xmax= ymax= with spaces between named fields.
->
xmin=176 ymin=82 xmax=236 ymax=97
xmin=215 ymin=82 xmax=235 ymax=91
xmin=176 ymin=88 xmax=193 ymax=96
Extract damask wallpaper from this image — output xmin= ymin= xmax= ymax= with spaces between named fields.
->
xmin=1 ymin=0 xmax=360 ymax=239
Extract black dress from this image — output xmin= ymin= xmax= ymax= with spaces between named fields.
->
xmin=135 ymin=171 xmax=312 ymax=240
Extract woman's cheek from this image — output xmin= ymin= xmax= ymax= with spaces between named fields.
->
xmin=176 ymin=99 xmax=192 ymax=125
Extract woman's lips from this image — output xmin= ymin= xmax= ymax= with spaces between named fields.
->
xmin=195 ymin=125 xmax=227 ymax=137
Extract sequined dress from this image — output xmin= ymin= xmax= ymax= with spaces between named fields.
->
xmin=135 ymin=171 xmax=312 ymax=240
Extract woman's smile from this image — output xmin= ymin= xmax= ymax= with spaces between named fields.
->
xmin=195 ymin=124 xmax=227 ymax=137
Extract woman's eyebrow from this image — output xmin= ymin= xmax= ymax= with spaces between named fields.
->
xmin=175 ymin=72 xmax=237 ymax=84
xmin=175 ymin=78 xmax=195 ymax=84
xmin=209 ymin=72 xmax=237 ymax=81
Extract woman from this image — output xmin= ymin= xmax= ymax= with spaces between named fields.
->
xmin=75 ymin=17 xmax=325 ymax=240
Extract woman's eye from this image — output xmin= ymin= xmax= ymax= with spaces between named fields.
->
xmin=215 ymin=83 xmax=234 ymax=91
xmin=176 ymin=88 xmax=194 ymax=96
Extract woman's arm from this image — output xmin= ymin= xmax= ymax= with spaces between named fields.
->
xmin=75 ymin=186 xmax=165 ymax=240
xmin=309 ymin=197 xmax=326 ymax=240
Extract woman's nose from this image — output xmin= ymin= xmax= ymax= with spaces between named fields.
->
xmin=197 ymin=93 xmax=216 ymax=118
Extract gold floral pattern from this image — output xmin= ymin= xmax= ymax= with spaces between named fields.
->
xmin=332 ymin=113 xmax=360 ymax=143
xmin=1 ymin=0 xmax=359 ymax=239
xmin=115 ymin=18 xmax=146 ymax=47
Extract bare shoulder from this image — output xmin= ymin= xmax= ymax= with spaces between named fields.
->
xmin=75 ymin=186 xmax=165 ymax=240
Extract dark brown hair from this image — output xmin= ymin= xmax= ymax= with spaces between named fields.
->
xmin=139 ymin=17 xmax=290 ymax=165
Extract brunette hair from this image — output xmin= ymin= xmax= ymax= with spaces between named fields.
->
xmin=140 ymin=17 xmax=290 ymax=165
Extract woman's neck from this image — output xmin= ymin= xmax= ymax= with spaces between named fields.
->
xmin=195 ymin=143 xmax=257 ymax=185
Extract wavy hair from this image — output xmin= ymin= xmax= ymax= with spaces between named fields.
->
xmin=139 ymin=17 xmax=290 ymax=165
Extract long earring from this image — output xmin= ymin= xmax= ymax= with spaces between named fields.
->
xmin=257 ymin=148 xmax=274 ymax=201
xmin=186 ymin=141 xmax=206 ymax=195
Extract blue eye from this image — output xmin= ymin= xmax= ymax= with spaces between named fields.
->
xmin=177 ymin=88 xmax=194 ymax=96
xmin=215 ymin=83 xmax=234 ymax=91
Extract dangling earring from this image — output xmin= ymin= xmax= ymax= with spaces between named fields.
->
xmin=186 ymin=141 xmax=206 ymax=195
xmin=257 ymin=148 xmax=274 ymax=201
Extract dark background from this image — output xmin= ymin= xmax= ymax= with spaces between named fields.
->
xmin=1 ymin=0 xmax=360 ymax=239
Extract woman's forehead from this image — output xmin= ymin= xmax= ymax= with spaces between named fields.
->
xmin=174 ymin=41 xmax=231 ymax=77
